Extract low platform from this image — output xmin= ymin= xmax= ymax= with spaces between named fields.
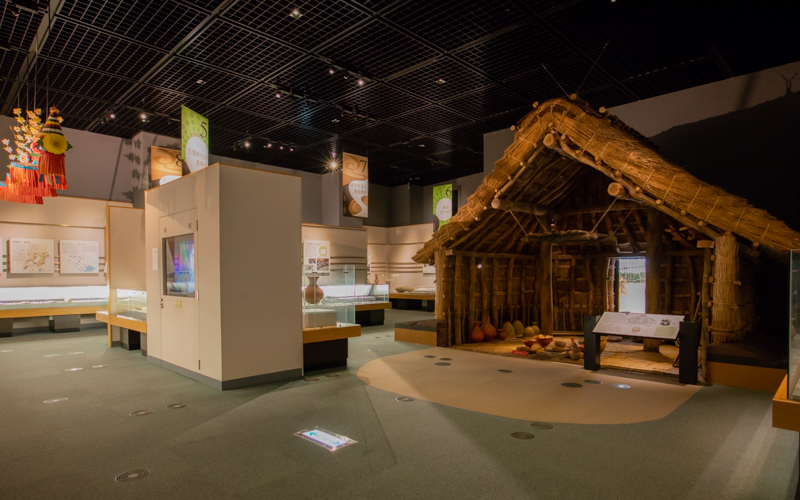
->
xmin=303 ymin=324 xmax=361 ymax=372
xmin=389 ymin=293 xmax=435 ymax=312
xmin=96 ymin=311 xmax=147 ymax=348
xmin=355 ymin=301 xmax=391 ymax=327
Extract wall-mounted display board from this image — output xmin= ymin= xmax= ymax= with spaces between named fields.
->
xmin=9 ymin=238 xmax=55 ymax=274
xmin=304 ymin=239 xmax=331 ymax=275
xmin=342 ymin=152 xmax=368 ymax=218
xmin=59 ymin=240 xmax=100 ymax=274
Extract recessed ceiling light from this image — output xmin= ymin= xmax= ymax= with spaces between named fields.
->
xmin=331 ymin=118 xmax=340 ymax=123
xmin=140 ymin=113 xmax=148 ymax=122
xmin=290 ymin=9 xmax=302 ymax=19
xmin=436 ymin=78 xmax=446 ymax=84
xmin=290 ymin=147 xmax=294 ymax=151
xmin=244 ymin=140 xmax=251 ymax=148
xmin=279 ymin=145 xmax=284 ymax=150
xmin=109 ymin=112 xmax=116 ymax=119
xmin=330 ymin=161 xmax=337 ymax=168
xmin=328 ymin=67 xmax=335 ymax=75
xmin=275 ymin=91 xmax=281 ymax=98
xmin=357 ymin=78 xmax=365 ymax=86
xmin=267 ymin=142 xmax=272 ymax=148
xmin=196 ymin=79 xmax=205 ymax=84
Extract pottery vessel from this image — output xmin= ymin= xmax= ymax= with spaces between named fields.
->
xmin=531 ymin=323 xmax=541 ymax=336
xmin=512 ymin=320 xmax=525 ymax=337
xmin=537 ymin=337 xmax=553 ymax=348
xmin=470 ymin=321 xmax=484 ymax=343
xmin=523 ymin=339 xmax=536 ymax=348
xmin=502 ymin=322 xmax=515 ymax=340
xmin=482 ymin=317 xmax=497 ymax=341
xmin=523 ymin=326 xmax=536 ymax=338
xmin=569 ymin=350 xmax=582 ymax=361
xmin=303 ymin=276 xmax=325 ymax=304
xmin=498 ymin=328 xmax=507 ymax=341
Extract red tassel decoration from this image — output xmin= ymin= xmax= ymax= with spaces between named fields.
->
xmin=6 ymin=174 xmax=56 ymax=198
xmin=0 ymin=182 xmax=43 ymax=204
xmin=38 ymin=152 xmax=68 ymax=189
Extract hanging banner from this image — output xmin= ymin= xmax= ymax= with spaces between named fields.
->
xmin=150 ymin=146 xmax=182 ymax=186
xmin=433 ymin=183 xmax=453 ymax=230
xmin=342 ymin=152 xmax=368 ymax=218
xmin=303 ymin=240 xmax=330 ymax=275
xmin=181 ymin=106 xmax=209 ymax=173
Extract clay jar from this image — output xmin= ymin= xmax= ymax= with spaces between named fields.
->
xmin=482 ymin=317 xmax=497 ymax=341
xmin=470 ymin=321 xmax=484 ymax=343
xmin=512 ymin=320 xmax=524 ymax=338
xmin=498 ymin=329 xmax=507 ymax=341
xmin=502 ymin=321 xmax=515 ymax=340
xmin=304 ymin=276 xmax=325 ymax=304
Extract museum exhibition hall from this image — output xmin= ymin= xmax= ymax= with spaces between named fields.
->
xmin=1 ymin=0 xmax=800 ymax=498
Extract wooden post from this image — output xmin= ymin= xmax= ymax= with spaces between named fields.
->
xmin=663 ymin=256 xmax=674 ymax=314
xmin=644 ymin=207 xmax=665 ymax=352
xmin=604 ymin=257 xmax=617 ymax=311
xmin=434 ymin=249 xmax=446 ymax=321
xmin=585 ymin=258 xmax=595 ymax=317
xmin=538 ymin=241 xmax=553 ymax=335
xmin=698 ymin=240 xmax=714 ymax=381
xmin=712 ymin=233 xmax=741 ymax=343
xmin=507 ymin=258 xmax=515 ymax=325
xmin=468 ymin=257 xmax=477 ymax=328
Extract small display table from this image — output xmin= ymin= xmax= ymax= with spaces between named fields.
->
xmin=303 ymin=324 xmax=361 ymax=372
xmin=355 ymin=301 xmax=392 ymax=326
xmin=389 ymin=293 xmax=435 ymax=312
xmin=583 ymin=313 xmax=699 ymax=385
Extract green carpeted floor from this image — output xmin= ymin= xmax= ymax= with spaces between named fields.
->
xmin=0 ymin=309 xmax=797 ymax=499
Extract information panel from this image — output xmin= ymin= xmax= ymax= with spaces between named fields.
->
xmin=9 ymin=238 xmax=55 ymax=274
xmin=433 ymin=183 xmax=452 ymax=230
xmin=59 ymin=240 xmax=100 ymax=274
xmin=303 ymin=240 xmax=330 ymax=275
xmin=593 ymin=312 xmax=684 ymax=340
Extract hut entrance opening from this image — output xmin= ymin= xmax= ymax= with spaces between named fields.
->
xmin=618 ymin=257 xmax=646 ymax=314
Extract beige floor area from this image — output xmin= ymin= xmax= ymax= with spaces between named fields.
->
xmin=357 ymin=347 xmax=701 ymax=425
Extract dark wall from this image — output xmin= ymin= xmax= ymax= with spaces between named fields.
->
xmin=650 ymin=90 xmax=800 ymax=231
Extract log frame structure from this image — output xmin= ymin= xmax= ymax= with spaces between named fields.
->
xmin=413 ymin=96 xmax=800 ymax=356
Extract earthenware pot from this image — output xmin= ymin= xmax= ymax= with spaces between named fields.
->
xmin=523 ymin=326 xmax=536 ymax=338
xmin=537 ymin=337 xmax=553 ymax=348
xmin=502 ymin=321 xmax=515 ymax=339
xmin=531 ymin=322 xmax=541 ymax=336
xmin=512 ymin=320 xmax=525 ymax=338
xmin=303 ymin=276 xmax=325 ymax=304
xmin=523 ymin=339 xmax=536 ymax=348
xmin=482 ymin=317 xmax=497 ymax=341
xmin=470 ymin=321 xmax=484 ymax=343
xmin=498 ymin=328 xmax=507 ymax=341
xmin=569 ymin=350 xmax=582 ymax=361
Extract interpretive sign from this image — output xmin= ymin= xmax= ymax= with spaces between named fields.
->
xmin=59 ymin=240 xmax=99 ymax=273
xmin=592 ymin=311 xmax=684 ymax=340
xmin=342 ymin=152 xmax=368 ymax=218
xmin=303 ymin=240 xmax=330 ymax=275
xmin=150 ymin=146 xmax=182 ymax=185
xmin=181 ymin=106 xmax=209 ymax=173
xmin=295 ymin=427 xmax=357 ymax=452
xmin=433 ymin=183 xmax=452 ymax=230
xmin=9 ymin=238 xmax=54 ymax=273
xmin=422 ymin=263 xmax=435 ymax=275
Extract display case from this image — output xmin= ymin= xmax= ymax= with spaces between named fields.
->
xmin=0 ymin=286 xmax=108 ymax=308
xmin=112 ymin=289 xmax=147 ymax=321
xmin=302 ymin=265 xmax=356 ymax=329
xmin=789 ymin=250 xmax=800 ymax=400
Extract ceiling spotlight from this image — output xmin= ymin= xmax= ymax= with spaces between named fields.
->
xmin=196 ymin=79 xmax=205 ymax=84
xmin=328 ymin=67 xmax=335 ymax=75
xmin=330 ymin=161 xmax=337 ymax=169
xmin=290 ymin=147 xmax=294 ymax=151
xmin=275 ymin=91 xmax=281 ymax=98
xmin=279 ymin=145 xmax=284 ymax=150
xmin=357 ymin=77 xmax=365 ymax=86
xmin=140 ymin=113 xmax=148 ymax=122
xmin=418 ymin=143 xmax=425 ymax=147
xmin=331 ymin=118 xmax=340 ymax=123
xmin=108 ymin=112 xmax=116 ymax=119
xmin=290 ymin=8 xmax=302 ymax=19
xmin=267 ymin=142 xmax=272 ymax=148
xmin=436 ymin=78 xmax=446 ymax=84
xmin=342 ymin=74 xmax=348 ymax=80
xmin=244 ymin=140 xmax=251 ymax=148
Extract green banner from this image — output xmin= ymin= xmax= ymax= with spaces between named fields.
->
xmin=181 ymin=106 xmax=209 ymax=172
xmin=433 ymin=184 xmax=453 ymax=230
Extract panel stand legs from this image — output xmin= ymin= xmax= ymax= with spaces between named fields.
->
xmin=678 ymin=321 xmax=699 ymax=385
xmin=583 ymin=315 xmax=601 ymax=371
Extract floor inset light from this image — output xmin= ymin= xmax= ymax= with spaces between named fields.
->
xmin=295 ymin=428 xmax=357 ymax=452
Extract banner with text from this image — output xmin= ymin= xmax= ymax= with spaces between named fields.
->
xmin=181 ymin=106 xmax=209 ymax=173
xmin=150 ymin=146 xmax=182 ymax=186
xmin=342 ymin=152 xmax=368 ymax=218
xmin=433 ymin=183 xmax=453 ymax=230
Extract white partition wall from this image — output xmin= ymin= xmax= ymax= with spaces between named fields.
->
xmin=366 ymin=224 xmax=435 ymax=290
xmin=302 ymin=224 xmax=368 ymax=284
xmin=145 ymin=164 xmax=302 ymax=389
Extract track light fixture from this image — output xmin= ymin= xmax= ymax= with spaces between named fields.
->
xmin=275 ymin=91 xmax=281 ymax=98
xmin=244 ymin=140 xmax=251 ymax=148
xmin=328 ymin=67 xmax=335 ymax=75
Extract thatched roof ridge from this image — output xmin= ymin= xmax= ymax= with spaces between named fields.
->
xmin=413 ymin=97 xmax=800 ymax=264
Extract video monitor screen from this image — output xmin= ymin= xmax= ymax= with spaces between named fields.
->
xmin=163 ymin=233 xmax=195 ymax=297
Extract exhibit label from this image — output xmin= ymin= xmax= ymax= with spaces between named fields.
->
xmin=593 ymin=312 xmax=684 ymax=340
xmin=150 ymin=146 xmax=182 ymax=185
xmin=181 ymin=106 xmax=209 ymax=173
xmin=342 ymin=152 xmax=368 ymax=218
xmin=9 ymin=238 xmax=54 ymax=274
xmin=304 ymin=240 xmax=330 ymax=275
xmin=433 ymin=184 xmax=453 ymax=230
xmin=59 ymin=240 xmax=99 ymax=273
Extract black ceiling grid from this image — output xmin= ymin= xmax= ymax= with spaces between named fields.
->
xmin=1 ymin=0 xmax=797 ymax=186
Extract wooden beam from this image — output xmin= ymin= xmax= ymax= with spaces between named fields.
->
xmin=619 ymin=215 xmax=639 ymax=252
xmin=644 ymin=207 xmax=665 ymax=352
xmin=538 ymin=241 xmax=553 ymax=336
xmin=607 ymin=182 xmax=631 ymax=199
xmin=490 ymin=198 xmax=547 ymax=215
xmin=446 ymin=249 xmax=536 ymax=260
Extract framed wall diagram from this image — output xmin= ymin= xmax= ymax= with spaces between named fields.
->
xmin=59 ymin=240 xmax=100 ymax=274
xmin=9 ymin=238 xmax=55 ymax=274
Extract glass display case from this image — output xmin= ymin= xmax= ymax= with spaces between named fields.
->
xmin=789 ymin=250 xmax=800 ymax=400
xmin=0 ymin=286 xmax=108 ymax=309
xmin=302 ymin=265 xmax=356 ymax=329
xmin=112 ymin=289 xmax=147 ymax=321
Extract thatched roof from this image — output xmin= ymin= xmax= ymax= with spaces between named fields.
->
xmin=413 ymin=97 xmax=800 ymax=264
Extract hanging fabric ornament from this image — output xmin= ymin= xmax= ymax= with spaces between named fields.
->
xmin=0 ymin=181 xmax=43 ymax=204
xmin=6 ymin=170 xmax=57 ymax=198
xmin=37 ymin=106 xmax=70 ymax=189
